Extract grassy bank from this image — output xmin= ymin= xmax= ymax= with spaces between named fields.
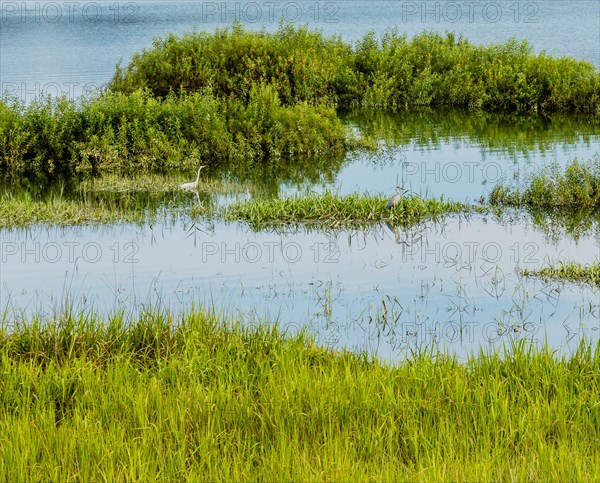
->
xmin=112 ymin=24 xmax=600 ymax=114
xmin=522 ymin=262 xmax=600 ymax=286
xmin=222 ymin=192 xmax=469 ymax=228
xmin=0 ymin=309 xmax=599 ymax=480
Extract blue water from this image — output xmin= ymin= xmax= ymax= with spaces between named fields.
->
xmin=1 ymin=1 xmax=598 ymax=101
xmin=1 ymin=212 xmax=598 ymax=361
xmin=0 ymin=0 xmax=599 ymax=361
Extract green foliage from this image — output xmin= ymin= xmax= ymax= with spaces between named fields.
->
xmin=223 ymin=191 xmax=469 ymax=229
xmin=0 ymin=89 xmax=351 ymax=184
xmin=0 ymin=309 xmax=599 ymax=480
xmin=2 ymin=25 xmax=598 ymax=185
xmin=112 ymin=25 xmax=600 ymax=114
xmin=522 ymin=262 xmax=600 ymax=286
xmin=111 ymin=23 xmax=354 ymax=106
xmin=489 ymin=157 xmax=600 ymax=210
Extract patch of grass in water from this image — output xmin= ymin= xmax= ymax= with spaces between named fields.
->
xmin=0 ymin=306 xmax=599 ymax=480
xmin=0 ymin=189 xmax=189 ymax=228
xmin=223 ymin=192 xmax=470 ymax=229
xmin=522 ymin=261 xmax=600 ymax=287
xmin=489 ymin=157 xmax=600 ymax=210
xmin=0 ymin=171 xmax=262 ymax=228
xmin=78 ymin=172 xmax=258 ymax=195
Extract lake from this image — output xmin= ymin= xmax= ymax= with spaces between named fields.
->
xmin=0 ymin=0 xmax=599 ymax=361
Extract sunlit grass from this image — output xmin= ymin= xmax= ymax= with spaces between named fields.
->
xmin=78 ymin=173 xmax=257 ymax=195
xmin=223 ymin=192 xmax=470 ymax=228
xmin=0 ymin=307 xmax=599 ymax=480
xmin=522 ymin=261 xmax=600 ymax=286
xmin=0 ymin=190 xmax=185 ymax=228
xmin=489 ymin=157 xmax=600 ymax=210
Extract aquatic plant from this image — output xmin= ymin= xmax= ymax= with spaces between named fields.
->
xmin=522 ymin=261 xmax=600 ymax=286
xmin=489 ymin=157 xmax=600 ymax=210
xmin=222 ymin=191 xmax=469 ymax=228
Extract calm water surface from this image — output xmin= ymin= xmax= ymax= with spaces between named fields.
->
xmin=0 ymin=1 xmax=599 ymax=360
xmin=1 ymin=1 xmax=599 ymax=100
xmin=2 ymin=212 xmax=599 ymax=361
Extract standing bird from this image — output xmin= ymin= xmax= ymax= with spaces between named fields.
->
xmin=386 ymin=186 xmax=406 ymax=209
xmin=180 ymin=165 xmax=206 ymax=191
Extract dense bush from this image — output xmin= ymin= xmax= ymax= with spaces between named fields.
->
xmin=111 ymin=23 xmax=354 ymax=106
xmin=0 ymin=87 xmax=351 ymax=183
xmin=2 ymin=25 xmax=598 ymax=184
xmin=111 ymin=25 xmax=600 ymax=114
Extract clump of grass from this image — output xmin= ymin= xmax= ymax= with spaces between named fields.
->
xmin=0 ymin=189 xmax=189 ymax=228
xmin=489 ymin=157 xmax=600 ymax=210
xmin=78 ymin=172 xmax=257 ymax=196
xmin=0 ymin=306 xmax=599 ymax=480
xmin=112 ymin=24 xmax=600 ymax=114
xmin=223 ymin=192 xmax=469 ymax=228
xmin=522 ymin=261 xmax=600 ymax=286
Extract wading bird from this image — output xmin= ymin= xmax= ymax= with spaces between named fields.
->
xmin=180 ymin=165 xmax=206 ymax=191
xmin=386 ymin=186 xmax=406 ymax=209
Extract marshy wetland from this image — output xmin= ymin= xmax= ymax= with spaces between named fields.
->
xmin=1 ymin=7 xmax=600 ymax=480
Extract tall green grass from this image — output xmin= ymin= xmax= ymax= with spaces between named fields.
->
xmin=112 ymin=24 xmax=600 ymax=114
xmin=0 ymin=186 xmax=191 ymax=228
xmin=223 ymin=192 xmax=469 ymax=229
xmin=522 ymin=261 xmax=600 ymax=286
xmin=489 ymin=157 xmax=600 ymax=210
xmin=0 ymin=307 xmax=599 ymax=480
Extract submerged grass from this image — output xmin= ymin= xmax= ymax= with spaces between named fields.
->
xmin=222 ymin=192 xmax=470 ymax=228
xmin=0 ymin=307 xmax=599 ymax=480
xmin=522 ymin=262 xmax=600 ymax=287
xmin=78 ymin=172 xmax=257 ymax=195
xmin=0 ymin=189 xmax=192 ymax=228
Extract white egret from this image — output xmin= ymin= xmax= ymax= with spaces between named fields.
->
xmin=180 ymin=165 xmax=206 ymax=191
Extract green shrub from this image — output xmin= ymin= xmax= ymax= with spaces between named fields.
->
xmin=111 ymin=25 xmax=600 ymax=114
